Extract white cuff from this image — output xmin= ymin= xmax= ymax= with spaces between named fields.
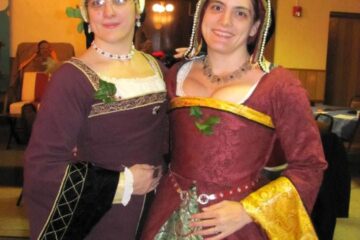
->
xmin=121 ymin=167 xmax=134 ymax=206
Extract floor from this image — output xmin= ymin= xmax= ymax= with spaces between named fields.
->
xmin=0 ymin=119 xmax=29 ymax=239
xmin=0 ymin=120 xmax=359 ymax=240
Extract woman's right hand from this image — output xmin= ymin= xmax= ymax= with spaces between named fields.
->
xmin=129 ymin=164 xmax=162 ymax=195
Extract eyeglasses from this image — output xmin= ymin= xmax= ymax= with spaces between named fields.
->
xmin=87 ymin=0 xmax=131 ymax=9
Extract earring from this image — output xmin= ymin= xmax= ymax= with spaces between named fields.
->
xmin=88 ymin=24 xmax=92 ymax=34
xmin=136 ymin=17 xmax=141 ymax=27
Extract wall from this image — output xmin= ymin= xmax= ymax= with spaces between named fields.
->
xmin=274 ymin=0 xmax=360 ymax=70
xmin=289 ymin=68 xmax=326 ymax=102
xmin=10 ymin=0 xmax=86 ymax=57
xmin=8 ymin=0 xmax=360 ymax=70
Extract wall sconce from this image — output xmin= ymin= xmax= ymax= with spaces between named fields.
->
xmin=151 ymin=1 xmax=174 ymax=29
xmin=152 ymin=2 xmax=174 ymax=13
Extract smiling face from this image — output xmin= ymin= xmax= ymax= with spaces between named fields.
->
xmin=201 ymin=0 xmax=260 ymax=55
xmin=87 ymin=0 xmax=137 ymax=45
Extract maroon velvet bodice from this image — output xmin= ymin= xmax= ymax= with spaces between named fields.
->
xmin=170 ymin=106 xmax=274 ymax=187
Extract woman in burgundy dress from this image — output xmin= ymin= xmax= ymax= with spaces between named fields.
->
xmin=24 ymin=0 xmax=167 ymax=239
xmin=142 ymin=0 xmax=327 ymax=239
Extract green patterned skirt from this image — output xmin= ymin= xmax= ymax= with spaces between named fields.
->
xmin=154 ymin=186 xmax=203 ymax=240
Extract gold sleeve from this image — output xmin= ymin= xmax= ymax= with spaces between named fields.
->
xmin=240 ymin=177 xmax=318 ymax=239
xmin=112 ymin=172 xmax=125 ymax=204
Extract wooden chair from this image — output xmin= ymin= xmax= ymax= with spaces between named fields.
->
xmin=6 ymin=72 xmax=50 ymax=149
xmin=9 ymin=72 xmax=50 ymax=115
xmin=5 ymin=42 xmax=75 ymax=148
xmin=8 ymin=42 xmax=75 ymax=109
xmin=341 ymin=116 xmax=360 ymax=152
xmin=349 ymin=95 xmax=360 ymax=110
xmin=315 ymin=113 xmax=334 ymax=134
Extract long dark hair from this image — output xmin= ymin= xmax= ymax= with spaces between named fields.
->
xmin=247 ymin=0 xmax=275 ymax=54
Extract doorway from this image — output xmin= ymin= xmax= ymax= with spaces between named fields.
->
xmin=325 ymin=12 xmax=360 ymax=106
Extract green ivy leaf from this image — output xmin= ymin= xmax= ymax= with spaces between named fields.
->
xmin=194 ymin=116 xmax=220 ymax=136
xmin=74 ymin=9 xmax=82 ymax=18
xmin=94 ymin=80 xmax=117 ymax=103
xmin=195 ymin=122 xmax=213 ymax=135
xmin=103 ymin=96 xmax=115 ymax=104
xmin=77 ymin=22 xmax=84 ymax=33
xmin=203 ymin=116 xmax=220 ymax=125
xmin=189 ymin=107 xmax=220 ymax=136
xmin=66 ymin=7 xmax=82 ymax=19
xmin=94 ymin=91 xmax=106 ymax=99
xmin=190 ymin=106 xmax=202 ymax=119
xmin=66 ymin=6 xmax=84 ymax=33
xmin=202 ymin=128 xmax=214 ymax=135
xmin=66 ymin=7 xmax=76 ymax=18
xmin=195 ymin=122 xmax=208 ymax=131
xmin=103 ymin=82 xmax=116 ymax=96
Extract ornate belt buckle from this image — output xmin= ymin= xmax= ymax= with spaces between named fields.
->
xmin=197 ymin=193 xmax=216 ymax=205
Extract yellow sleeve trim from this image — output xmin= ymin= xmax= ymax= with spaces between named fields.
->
xmin=241 ymin=177 xmax=317 ymax=240
xmin=170 ymin=97 xmax=274 ymax=129
xmin=112 ymin=172 xmax=125 ymax=204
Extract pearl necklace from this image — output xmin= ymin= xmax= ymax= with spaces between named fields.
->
xmin=203 ymin=56 xmax=252 ymax=84
xmin=91 ymin=42 xmax=135 ymax=61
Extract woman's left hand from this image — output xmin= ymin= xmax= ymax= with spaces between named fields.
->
xmin=190 ymin=200 xmax=252 ymax=240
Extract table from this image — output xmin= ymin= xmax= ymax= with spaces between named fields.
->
xmin=312 ymin=105 xmax=359 ymax=140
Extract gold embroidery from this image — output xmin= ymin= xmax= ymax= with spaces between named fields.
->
xmin=241 ymin=177 xmax=318 ymax=240
xmin=66 ymin=58 xmax=100 ymax=90
xmin=171 ymin=97 xmax=274 ymax=129
xmin=66 ymin=58 xmax=166 ymax=117
xmin=89 ymin=92 xmax=167 ymax=118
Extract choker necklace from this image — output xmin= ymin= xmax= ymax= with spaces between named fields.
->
xmin=203 ymin=56 xmax=252 ymax=84
xmin=91 ymin=42 xmax=135 ymax=61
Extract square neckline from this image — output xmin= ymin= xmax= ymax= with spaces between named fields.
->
xmin=175 ymin=58 xmax=268 ymax=105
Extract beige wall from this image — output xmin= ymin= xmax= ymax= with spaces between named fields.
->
xmin=274 ymin=0 xmax=360 ymax=70
xmin=10 ymin=0 xmax=86 ymax=57
xmin=9 ymin=0 xmax=360 ymax=69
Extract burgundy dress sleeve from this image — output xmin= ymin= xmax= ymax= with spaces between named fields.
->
xmin=269 ymin=68 xmax=327 ymax=211
xmin=23 ymin=63 xmax=95 ymax=238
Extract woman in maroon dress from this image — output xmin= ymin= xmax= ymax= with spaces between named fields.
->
xmin=24 ymin=0 xmax=167 ymax=239
xmin=142 ymin=0 xmax=327 ymax=239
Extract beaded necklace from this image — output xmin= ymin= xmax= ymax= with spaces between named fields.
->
xmin=91 ymin=41 xmax=135 ymax=61
xmin=202 ymin=56 xmax=252 ymax=84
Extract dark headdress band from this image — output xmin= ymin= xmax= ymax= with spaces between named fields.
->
xmin=184 ymin=0 xmax=273 ymax=73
